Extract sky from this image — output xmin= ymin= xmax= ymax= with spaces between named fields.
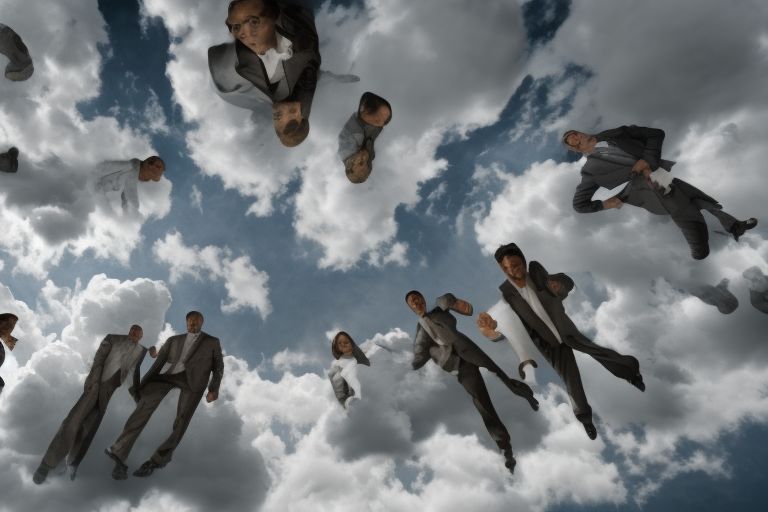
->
xmin=1 ymin=0 xmax=767 ymax=511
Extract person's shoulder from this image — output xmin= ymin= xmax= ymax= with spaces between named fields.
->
xmin=208 ymin=42 xmax=237 ymax=72
xmin=201 ymin=332 xmax=220 ymax=344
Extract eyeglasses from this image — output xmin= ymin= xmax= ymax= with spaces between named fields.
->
xmin=226 ymin=16 xmax=262 ymax=34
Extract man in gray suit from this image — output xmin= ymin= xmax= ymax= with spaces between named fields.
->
xmin=106 ymin=311 xmax=224 ymax=479
xmin=33 ymin=325 xmax=155 ymax=484
xmin=0 ymin=23 xmax=33 ymax=81
xmin=478 ymin=243 xmax=644 ymax=440
xmin=338 ymin=92 xmax=392 ymax=184
xmin=564 ymin=126 xmax=757 ymax=260
xmin=208 ymin=0 xmax=320 ymax=147
xmin=0 ymin=312 xmax=19 ymax=395
xmin=406 ymin=290 xmax=538 ymax=474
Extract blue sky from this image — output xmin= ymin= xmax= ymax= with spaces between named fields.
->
xmin=1 ymin=0 xmax=767 ymax=510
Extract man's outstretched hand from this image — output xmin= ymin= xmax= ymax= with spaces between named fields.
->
xmin=206 ymin=391 xmax=218 ymax=403
xmin=631 ymin=158 xmax=652 ymax=177
xmin=477 ymin=312 xmax=501 ymax=339
xmin=602 ymin=196 xmax=623 ymax=209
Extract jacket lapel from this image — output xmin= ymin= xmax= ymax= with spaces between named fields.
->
xmin=499 ymin=280 xmax=559 ymax=347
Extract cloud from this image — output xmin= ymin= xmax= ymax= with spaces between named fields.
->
xmin=0 ymin=0 xmax=172 ymax=278
xmin=152 ymin=231 xmax=272 ymax=318
xmin=139 ymin=0 xmax=528 ymax=270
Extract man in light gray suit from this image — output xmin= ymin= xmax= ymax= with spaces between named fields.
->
xmin=478 ymin=243 xmax=644 ymax=441
xmin=564 ymin=125 xmax=757 ymax=260
xmin=406 ymin=290 xmax=538 ymax=474
xmin=106 ymin=311 xmax=224 ymax=479
xmin=208 ymin=0 xmax=320 ymax=147
xmin=33 ymin=325 xmax=155 ymax=484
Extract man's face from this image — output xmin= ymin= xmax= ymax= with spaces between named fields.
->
xmin=139 ymin=157 xmax=164 ymax=182
xmin=128 ymin=326 xmax=143 ymax=344
xmin=565 ymin=131 xmax=594 ymax=153
xmin=360 ymin=105 xmax=391 ymax=128
xmin=406 ymin=293 xmax=427 ymax=316
xmin=186 ymin=314 xmax=204 ymax=334
xmin=227 ymin=0 xmax=277 ymax=54
xmin=272 ymin=100 xmax=302 ymax=134
xmin=336 ymin=334 xmax=354 ymax=356
xmin=500 ymin=255 xmax=527 ymax=282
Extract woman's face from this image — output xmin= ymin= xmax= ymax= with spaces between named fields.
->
xmin=336 ymin=334 xmax=354 ymax=355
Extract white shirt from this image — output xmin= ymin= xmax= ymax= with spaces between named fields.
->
xmin=162 ymin=332 xmax=200 ymax=375
xmin=94 ymin=159 xmax=141 ymax=213
xmin=258 ymin=33 xmax=293 ymax=100
xmin=593 ymin=141 xmax=673 ymax=193
xmin=101 ymin=338 xmax=144 ymax=383
xmin=514 ymin=278 xmax=563 ymax=343
xmin=418 ymin=316 xmax=447 ymax=346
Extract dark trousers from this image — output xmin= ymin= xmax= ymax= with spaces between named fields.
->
xmin=41 ymin=372 xmax=121 ymax=468
xmin=453 ymin=341 xmax=535 ymax=402
xmin=110 ymin=371 xmax=203 ymax=465
xmin=456 ymin=359 xmax=512 ymax=452
xmin=535 ymin=335 xmax=640 ymax=425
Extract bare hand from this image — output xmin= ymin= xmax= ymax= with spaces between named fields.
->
xmin=631 ymin=159 xmax=651 ymax=175
xmin=148 ymin=346 xmax=158 ymax=358
xmin=547 ymin=279 xmax=562 ymax=295
xmin=476 ymin=312 xmax=501 ymax=339
xmin=602 ymin=196 xmax=623 ymax=209
xmin=206 ymin=391 xmax=218 ymax=403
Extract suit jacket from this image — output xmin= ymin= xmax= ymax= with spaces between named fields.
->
xmin=499 ymin=262 xmax=584 ymax=350
xmin=139 ymin=332 xmax=224 ymax=395
xmin=0 ymin=340 xmax=5 ymax=389
xmin=412 ymin=293 xmax=486 ymax=372
xmin=208 ymin=4 xmax=320 ymax=116
xmin=84 ymin=334 xmax=147 ymax=398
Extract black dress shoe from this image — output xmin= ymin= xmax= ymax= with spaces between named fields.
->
xmin=730 ymin=218 xmax=758 ymax=242
xmin=133 ymin=460 xmax=165 ymax=477
xmin=502 ymin=448 xmax=516 ymax=475
xmin=32 ymin=464 xmax=49 ymax=485
xmin=584 ymin=423 xmax=598 ymax=440
xmin=105 ymin=449 xmax=128 ymax=480
xmin=628 ymin=374 xmax=646 ymax=392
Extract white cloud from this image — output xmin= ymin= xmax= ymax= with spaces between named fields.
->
xmin=190 ymin=184 xmax=203 ymax=213
xmin=152 ymin=231 xmax=272 ymax=318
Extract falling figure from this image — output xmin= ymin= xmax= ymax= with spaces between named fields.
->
xmin=328 ymin=331 xmax=370 ymax=409
xmin=338 ymin=92 xmax=392 ymax=183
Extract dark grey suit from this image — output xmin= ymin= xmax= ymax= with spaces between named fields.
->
xmin=573 ymin=125 xmax=738 ymax=259
xmin=110 ymin=332 xmax=224 ymax=465
xmin=40 ymin=335 xmax=147 ymax=470
xmin=207 ymin=4 xmax=320 ymax=117
xmin=499 ymin=262 xmax=640 ymax=425
xmin=413 ymin=294 xmax=535 ymax=455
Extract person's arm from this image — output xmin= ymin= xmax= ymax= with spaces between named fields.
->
xmin=84 ymin=336 xmax=112 ymax=390
xmin=129 ymin=347 xmax=148 ymax=402
xmin=625 ymin=125 xmax=665 ymax=171
xmin=207 ymin=339 xmax=224 ymax=402
xmin=572 ymin=175 xmax=608 ymax=213
xmin=436 ymin=293 xmax=473 ymax=316
xmin=411 ymin=325 xmax=433 ymax=370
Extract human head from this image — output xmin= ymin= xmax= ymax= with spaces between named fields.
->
xmin=562 ymin=130 xmax=596 ymax=153
xmin=128 ymin=324 xmax=144 ymax=343
xmin=226 ymin=0 xmax=280 ymax=54
xmin=331 ymin=331 xmax=355 ymax=359
xmin=494 ymin=243 xmax=527 ymax=283
xmin=273 ymin=101 xmax=309 ymax=147
xmin=139 ymin=156 xmax=165 ymax=182
xmin=186 ymin=311 xmax=204 ymax=333
xmin=0 ymin=313 xmax=18 ymax=336
xmin=344 ymin=148 xmax=372 ymax=184
xmin=358 ymin=92 xmax=392 ymax=128
xmin=405 ymin=290 xmax=426 ymax=316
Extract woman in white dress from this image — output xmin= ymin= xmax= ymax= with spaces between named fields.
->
xmin=328 ymin=331 xmax=370 ymax=409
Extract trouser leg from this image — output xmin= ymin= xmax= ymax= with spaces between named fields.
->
xmin=41 ymin=389 xmax=99 ymax=468
xmin=455 ymin=343 xmax=534 ymax=401
xmin=541 ymin=343 xmax=593 ymax=424
xmin=670 ymin=208 xmax=710 ymax=260
xmin=68 ymin=373 xmax=121 ymax=467
xmin=110 ymin=380 xmax=172 ymax=462
xmin=150 ymin=384 xmax=203 ymax=465
xmin=696 ymin=199 xmax=738 ymax=232
xmin=564 ymin=335 xmax=640 ymax=380
xmin=457 ymin=359 xmax=512 ymax=451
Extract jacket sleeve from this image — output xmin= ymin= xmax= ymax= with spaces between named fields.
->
xmin=208 ymin=339 xmax=225 ymax=394
xmin=411 ymin=324 xmax=433 ymax=370
xmin=572 ymin=174 xmax=604 ymax=213
xmin=85 ymin=335 xmax=113 ymax=388
xmin=625 ymin=125 xmax=665 ymax=170
xmin=130 ymin=347 xmax=148 ymax=400
xmin=530 ymin=261 xmax=574 ymax=301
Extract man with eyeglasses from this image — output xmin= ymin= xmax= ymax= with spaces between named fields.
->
xmin=208 ymin=0 xmax=321 ymax=147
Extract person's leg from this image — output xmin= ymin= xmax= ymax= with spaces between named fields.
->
xmin=564 ymin=335 xmax=641 ymax=383
xmin=68 ymin=373 xmax=121 ymax=470
xmin=109 ymin=380 xmax=172 ymax=463
xmin=456 ymin=343 xmax=537 ymax=407
xmin=146 ymin=385 xmax=204 ymax=467
xmin=548 ymin=344 xmax=594 ymax=428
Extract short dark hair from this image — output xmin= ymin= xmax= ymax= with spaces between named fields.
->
xmin=331 ymin=331 xmax=353 ymax=359
xmin=0 ymin=313 xmax=19 ymax=324
xmin=494 ymin=243 xmax=526 ymax=264
xmin=186 ymin=311 xmax=204 ymax=321
xmin=227 ymin=0 xmax=279 ymax=19
xmin=277 ymin=118 xmax=310 ymax=147
xmin=129 ymin=324 xmax=143 ymax=331
xmin=404 ymin=290 xmax=423 ymax=303
xmin=561 ymin=130 xmax=579 ymax=147
xmin=359 ymin=92 xmax=392 ymax=125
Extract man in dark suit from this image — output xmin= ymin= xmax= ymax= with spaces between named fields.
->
xmin=0 ymin=312 xmax=19 ymax=394
xmin=406 ymin=290 xmax=538 ymax=474
xmin=106 ymin=311 xmax=224 ymax=479
xmin=33 ymin=325 xmax=155 ymax=484
xmin=478 ymin=243 xmax=644 ymax=440
xmin=563 ymin=126 xmax=757 ymax=260
xmin=208 ymin=0 xmax=320 ymax=147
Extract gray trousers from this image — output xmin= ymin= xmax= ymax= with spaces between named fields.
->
xmin=534 ymin=335 xmax=640 ymax=425
xmin=453 ymin=341 xmax=535 ymax=402
xmin=41 ymin=372 xmax=121 ymax=469
xmin=110 ymin=372 xmax=203 ymax=465
xmin=456 ymin=359 xmax=512 ymax=453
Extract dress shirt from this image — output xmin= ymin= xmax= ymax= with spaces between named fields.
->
xmin=514 ymin=277 xmax=563 ymax=343
xmin=163 ymin=332 xmax=201 ymax=374
xmin=94 ymin=159 xmax=141 ymax=213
